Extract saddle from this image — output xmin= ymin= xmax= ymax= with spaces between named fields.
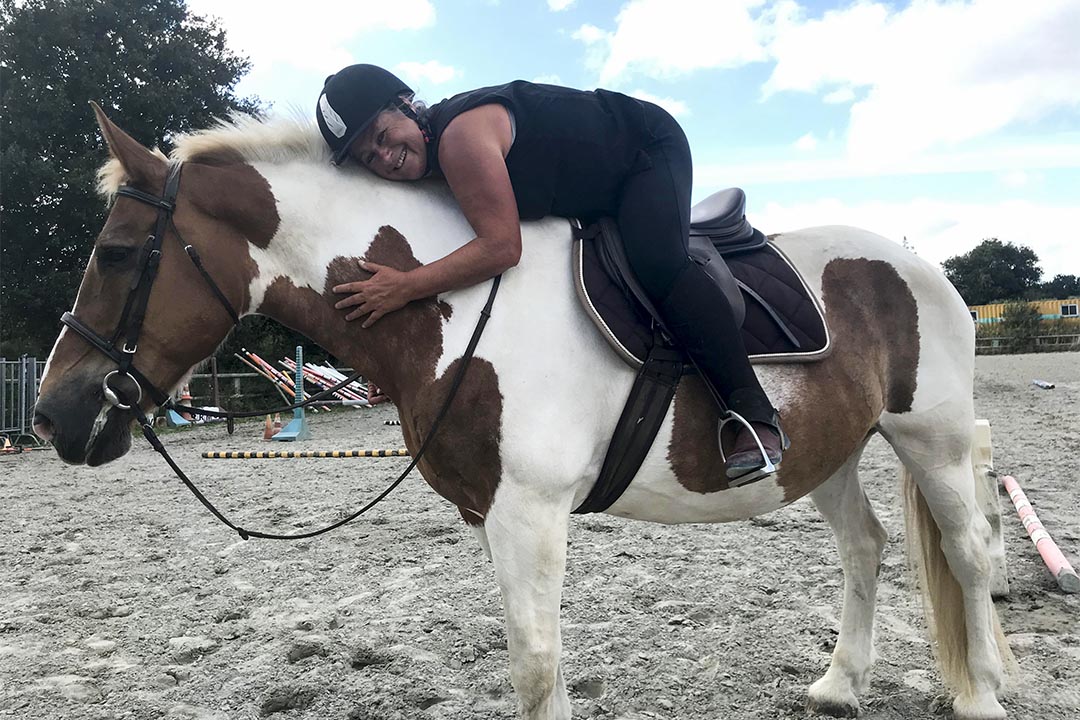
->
xmin=571 ymin=188 xmax=830 ymax=514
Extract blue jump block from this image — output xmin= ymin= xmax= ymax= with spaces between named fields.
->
xmin=271 ymin=345 xmax=311 ymax=441
xmin=272 ymin=416 xmax=310 ymax=441
xmin=166 ymin=409 xmax=191 ymax=427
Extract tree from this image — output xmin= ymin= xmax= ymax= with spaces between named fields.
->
xmin=942 ymin=239 xmax=1042 ymax=306
xmin=1034 ymin=274 xmax=1080 ymax=300
xmin=1000 ymin=300 xmax=1041 ymax=353
xmin=1 ymin=0 xmax=261 ymax=357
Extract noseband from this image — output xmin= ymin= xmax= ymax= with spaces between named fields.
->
xmin=61 ymin=162 xmax=241 ymax=411
xmin=57 ymin=160 xmax=502 ymax=541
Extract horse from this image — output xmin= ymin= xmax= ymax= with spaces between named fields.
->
xmin=33 ymin=105 xmax=1014 ymax=720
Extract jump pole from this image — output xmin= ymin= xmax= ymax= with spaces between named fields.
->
xmin=272 ymin=346 xmax=311 ymax=441
xmin=1001 ymin=474 xmax=1080 ymax=594
xmin=202 ymin=449 xmax=409 ymax=458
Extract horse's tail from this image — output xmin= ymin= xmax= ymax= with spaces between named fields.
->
xmin=900 ymin=459 xmax=1015 ymax=696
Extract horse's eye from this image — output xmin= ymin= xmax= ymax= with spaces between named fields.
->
xmin=97 ymin=246 xmax=134 ymax=268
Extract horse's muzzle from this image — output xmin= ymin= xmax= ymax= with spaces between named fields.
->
xmin=34 ymin=386 xmax=134 ymax=466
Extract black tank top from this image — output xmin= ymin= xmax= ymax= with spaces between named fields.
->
xmin=421 ymin=81 xmax=654 ymax=220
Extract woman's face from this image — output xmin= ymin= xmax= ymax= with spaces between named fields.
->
xmin=349 ymin=108 xmax=427 ymax=181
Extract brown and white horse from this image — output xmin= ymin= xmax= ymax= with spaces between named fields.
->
xmin=33 ymin=107 xmax=1013 ymax=719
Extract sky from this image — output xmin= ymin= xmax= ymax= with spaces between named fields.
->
xmin=185 ymin=0 xmax=1080 ymax=277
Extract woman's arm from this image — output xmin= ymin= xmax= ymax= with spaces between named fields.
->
xmin=333 ymin=104 xmax=520 ymax=327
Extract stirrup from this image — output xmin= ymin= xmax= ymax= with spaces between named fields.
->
xmin=718 ymin=411 xmax=779 ymax=488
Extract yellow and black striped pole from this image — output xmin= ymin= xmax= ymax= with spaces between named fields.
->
xmin=202 ymin=449 xmax=410 ymax=459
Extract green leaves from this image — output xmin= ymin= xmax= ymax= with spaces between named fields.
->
xmin=942 ymin=238 xmax=1042 ymax=306
xmin=0 ymin=0 xmax=261 ymax=357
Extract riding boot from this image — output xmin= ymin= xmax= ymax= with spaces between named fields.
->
xmin=657 ymin=261 xmax=788 ymax=483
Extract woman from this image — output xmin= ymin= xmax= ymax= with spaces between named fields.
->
xmin=317 ymin=64 xmax=786 ymax=482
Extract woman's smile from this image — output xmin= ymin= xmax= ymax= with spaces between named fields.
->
xmin=349 ymin=110 xmax=427 ymax=181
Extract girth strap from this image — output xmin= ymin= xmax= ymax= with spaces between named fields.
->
xmin=573 ymin=331 xmax=683 ymax=514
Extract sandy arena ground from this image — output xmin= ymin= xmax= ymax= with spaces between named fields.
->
xmin=2 ymin=353 xmax=1078 ymax=720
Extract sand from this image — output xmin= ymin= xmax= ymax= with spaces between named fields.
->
xmin=2 ymin=352 xmax=1078 ymax=719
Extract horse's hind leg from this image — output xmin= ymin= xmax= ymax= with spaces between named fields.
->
xmin=806 ymin=443 xmax=888 ymax=718
xmin=883 ymin=415 xmax=1010 ymax=720
xmin=483 ymin=484 xmax=572 ymax=720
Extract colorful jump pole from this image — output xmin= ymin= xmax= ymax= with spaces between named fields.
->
xmin=1001 ymin=475 xmax=1079 ymax=594
xmin=272 ymin=346 xmax=311 ymax=441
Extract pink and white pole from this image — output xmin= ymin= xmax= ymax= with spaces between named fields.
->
xmin=1001 ymin=475 xmax=1080 ymax=593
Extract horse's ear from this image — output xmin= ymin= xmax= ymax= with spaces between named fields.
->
xmin=90 ymin=101 xmax=166 ymax=187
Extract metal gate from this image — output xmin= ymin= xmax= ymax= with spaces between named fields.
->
xmin=1 ymin=357 xmax=45 ymax=445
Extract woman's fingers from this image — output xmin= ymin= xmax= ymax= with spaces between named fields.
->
xmin=334 ymin=291 xmax=363 ymax=310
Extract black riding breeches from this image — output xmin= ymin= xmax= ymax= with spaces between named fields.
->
xmin=615 ymin=104 xmax=774 ymax=424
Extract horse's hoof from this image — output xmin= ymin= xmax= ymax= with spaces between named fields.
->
xmin=806 ymin=695 xmax=859 ymax=718
xmin=807 ymin=676 xmax=860 ymax=718
xmin=952 ymin=694 xmax=1007 ymax=720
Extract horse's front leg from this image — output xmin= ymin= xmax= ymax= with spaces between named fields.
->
xmin=484 ymin=483 xmax=572 ymax=720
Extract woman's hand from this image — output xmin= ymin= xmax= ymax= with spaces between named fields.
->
xmin=332 ymin=261 xmax=414 ymax=328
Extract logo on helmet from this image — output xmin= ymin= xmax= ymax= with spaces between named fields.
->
xmin=319 ymin=94 xmax=348 ymax=139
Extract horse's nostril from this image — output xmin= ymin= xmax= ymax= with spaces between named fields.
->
xmin=32 ymin=412 xmax=55 ymax=442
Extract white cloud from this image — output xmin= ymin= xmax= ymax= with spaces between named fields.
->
xmin=394 ymin=60 xmax=459 ymax=86
xmin=548 ymin=0 xmax=576 ymax=10
xmin=570 ymin=1 xmax=1079 ymax=169
xmin=186 ymin=0 xmax=436 ymax=77
xmin=998 ymin=171 xmax=1033 ymax=189
xmin=573 ymin=23 xmax=614 ymax=77
xmin=629 ymin=89 xmax=690 ymax=117
xmin=532 ymin=74 xmax=563 ymax=85
xmin=572 ymin=23 xmax=608 ymax=45
xmin=573 ymin=0 xmax=769 ymax=85
xmin=822 ymin=88 xmax=854 ymax=104
xmin=794 ymin=132 xmax=817 ymax=151
xmin=763 ymin=0 xmax=1080 ymax=160
xmin=696 ymin=139 xmax=1080 ymax=186
xmin=748 ymin=197 xmax=1080 ymax=275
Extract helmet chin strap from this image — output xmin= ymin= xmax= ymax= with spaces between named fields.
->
xmin=396 ymin=98 xmax=432 ymax=143
xmin=395 ymin=98 xmax=435 ymax=179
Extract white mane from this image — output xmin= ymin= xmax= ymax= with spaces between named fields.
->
xmin=172 ymin=112 xmax=329 ymax=166
xmin=96 ymin=112 xmax=329 ymax=200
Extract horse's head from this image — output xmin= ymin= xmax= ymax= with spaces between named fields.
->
xmin=33 ymin=104 xmax=268 ymax=465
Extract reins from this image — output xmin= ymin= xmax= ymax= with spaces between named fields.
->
xmin=132 ymin=275 xmax=499 ymax=541
xmin=63 ymin=160 xmax=502 ymax=540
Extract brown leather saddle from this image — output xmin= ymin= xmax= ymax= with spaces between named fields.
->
xmin=571 ymin=188 xmax=830 ymax=513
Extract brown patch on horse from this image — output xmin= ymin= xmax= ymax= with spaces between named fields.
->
xmin=822 ymin=259 xmax=919 ymax=414
xmin=403 ymin=358 xmax=503 ymax=525
xmin=315 ymin=226 xmax=452 ymax=397
xmin=666 ymin=376 xmax=731 ymax=492
xmin=667 ymin=257 xmax=919 ymax=503
xmin=182 ymin=162 xmax=280 ymax=249
xmin=261 ymin=225 xmax=496 ymax=524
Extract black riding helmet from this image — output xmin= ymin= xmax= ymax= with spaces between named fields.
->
xmin=316 ymin=64 xmax=413 ymax=165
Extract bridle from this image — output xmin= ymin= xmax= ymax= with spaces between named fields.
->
xmin=60 ymin=160 xmax=501 ymax=540
xmin=62 ymin=162 xmax=242 ymax=411
xmin=63 ymin=161 xmax=368 ymax=425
